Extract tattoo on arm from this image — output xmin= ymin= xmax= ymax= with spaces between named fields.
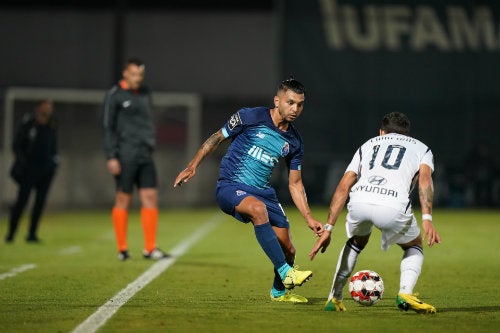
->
xmin=419 ymin=185 xmax=434 ymax=214
xmin=202 ymin=131 xmax=223 ymax=154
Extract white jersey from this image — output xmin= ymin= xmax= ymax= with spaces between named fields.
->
xmin=346 ymin=133 xmax=434 ymax=212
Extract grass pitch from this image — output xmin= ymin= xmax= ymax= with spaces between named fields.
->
xmin=0 ymin=207 xmax=499 ymax=333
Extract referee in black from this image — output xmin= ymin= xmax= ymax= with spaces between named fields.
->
xmin=102 ymin=58 xmax=168 ymax=261
xmin=6 ymin=99 xmax=58 ymax=243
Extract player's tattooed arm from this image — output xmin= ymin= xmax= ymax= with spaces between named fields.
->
xmin=419 ymin=184 xmax=434 ymax=214
xmin=418 ymin=163 xmax=441 ymax=246
xmin=174 ymin=129 xmax=226 ymax=187
xmin=418 ymin=164 xmax=434 ymax=215
xmin=201 ymin=130 xmax=225 ymax=155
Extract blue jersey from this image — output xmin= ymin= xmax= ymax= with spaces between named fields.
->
xmin=218 ymin=107 xmax=304 ymax=189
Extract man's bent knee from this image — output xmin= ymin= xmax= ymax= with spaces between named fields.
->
xmin=237 ymin=197 xmax=268 ymax=225
xmin=352 ymin=234 xmax=370 ymax=250
xmin=399 ymin=235 xmax=422 ymax=250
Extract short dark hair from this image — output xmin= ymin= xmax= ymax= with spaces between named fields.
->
xmin=381 ymin=112 xmax=411 ymax=135
xmin=278 ymin=76 xmax=306 ymax=95
xmin=125 ymin=57 xmax=144 ymax=68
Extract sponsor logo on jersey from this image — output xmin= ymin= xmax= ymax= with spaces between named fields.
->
xmin=122 ymin=100 xmax=131 ymax=108
xmin=281 ymin=142 xmax=290 ymax=157
xmin=236 ymin=190 xmax=247 ymax=196
xmin=352 ymin=185 xmax=398 ymax=197
xmin=248 ymin=145 xmax=279 ymax=166
xmin=228 ymin=112 xmax=242 ymax=130
xmin=368 ymin=175 xmax=387 ymax=186
xmin=256 ymin=132 xmax=266 ymax=139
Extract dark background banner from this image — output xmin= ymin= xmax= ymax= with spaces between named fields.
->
xmin=0 ymin=0 xmax=497 ymax=208
xmin=280 ymin=0 xmax=500 ymax=205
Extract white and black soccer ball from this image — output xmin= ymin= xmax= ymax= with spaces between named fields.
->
xmin=348 ymin=270 xmax=384 ymax=306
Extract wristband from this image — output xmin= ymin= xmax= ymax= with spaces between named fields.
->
xmin=324 ymin=224 xmax=334 ymax=232
xmin=422 ymin=214 xmax=432 ymax=221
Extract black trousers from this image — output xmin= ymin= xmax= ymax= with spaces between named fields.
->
xmin=7 ymin=172 xmax=54 ymax=241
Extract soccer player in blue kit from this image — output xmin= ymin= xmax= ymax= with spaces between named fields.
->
xmin=174 ymin=78 xmax=324 ymax=303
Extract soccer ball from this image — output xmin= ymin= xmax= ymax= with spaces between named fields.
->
xmin=348 ymin=270 xmax=384 ymax=306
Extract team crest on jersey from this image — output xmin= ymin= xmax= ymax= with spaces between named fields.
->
xmin=368 ymin=175 xmax=387 ymax=186
xmin=236 ymin=190 xmax=247 ymax=196
xmin=228 ymin=112 xmax=242 ymax=130
xmin=281 ymin=142 xmax=290 ymax=157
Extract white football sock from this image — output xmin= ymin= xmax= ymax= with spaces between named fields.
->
xmin=399 ymin=246 xmax=423 ymax=294
xmin=329 ymin=239 xmax=362 ymax=300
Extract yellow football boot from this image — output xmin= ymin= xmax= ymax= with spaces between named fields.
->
xmin=270 ymin=291 xmax=308 ymax=303
xmin=396 ymin=293 xmax=436 ymax=314
xmin=282 ymin=266 xmax=313 ymax=290
xmin=324 ymin=298 xmax=347 ymax=312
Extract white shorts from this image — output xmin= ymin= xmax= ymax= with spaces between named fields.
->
xmin=345 ymin=202 xmax=420 ymax=251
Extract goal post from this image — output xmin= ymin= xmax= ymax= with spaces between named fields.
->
xmin=1 ymin=87 xmax=203 ymax=211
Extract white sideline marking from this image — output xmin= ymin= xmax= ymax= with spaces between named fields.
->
xmin=59 ymin=246 xmax=82 ymax=255
xmin=0 ymin=264 xmax=37 ymax=280
xmin=71 ymin=213 xmax=223 ymax=333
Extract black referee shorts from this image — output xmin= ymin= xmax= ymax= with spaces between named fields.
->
xmin=115 ymin=158 xmax=157 ymax=193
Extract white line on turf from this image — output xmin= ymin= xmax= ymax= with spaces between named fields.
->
xmin=0 ymin=264 xmax=37 ymax=280
xmin=70 ymin=213 xmax=224 ymax=333
xmin=59 ymin=246 xmax=82 ymax=255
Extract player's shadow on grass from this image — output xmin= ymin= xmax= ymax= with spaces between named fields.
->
xmin=304 ymin=298 xmax=394 ymax=309
xmin=300 ymin=297 xmax=329 ymax=306
xmin=437 ymin=305 xmax=500 ymax=313
xmin=303 ymin=300 xmax=500 ymax=313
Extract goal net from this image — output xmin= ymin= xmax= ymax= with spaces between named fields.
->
xmin=1 ymin=87 xmax=211 ymax=211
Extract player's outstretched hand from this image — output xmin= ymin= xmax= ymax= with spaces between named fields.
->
xmin=422 ymin=219 xmax=441 ymax=247
xmin=309 ymin=232 xmax=331 ymax=261
xmin=174 ymin=167 xmax=195 ymax=188
xmin=307 ymin=218 xmax=324 ymax=237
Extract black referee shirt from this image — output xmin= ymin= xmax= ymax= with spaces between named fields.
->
xmin=102 ymin=81 xmax=156 ymax=163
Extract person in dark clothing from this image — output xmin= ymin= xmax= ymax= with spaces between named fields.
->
xmin=6 ymin=99 xmax=58 ymax=243
xmin=102 ymin=58 xmax=168 ymax=261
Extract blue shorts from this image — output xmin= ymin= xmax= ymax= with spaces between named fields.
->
xmin=215 ymin=182 xmax=290 ymax=228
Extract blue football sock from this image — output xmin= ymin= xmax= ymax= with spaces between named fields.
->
xmin=273 ymin=256 xmax=294 ymax=290
xmin=254 ymin=222 xmax=289 ymax=274
xmin=277 ymin=263 xmax=291 ymax=280
xmin=271 ymin=286 xmax=286 ymax=298
xmin=273 ymin=269 xmax=284 ymax=291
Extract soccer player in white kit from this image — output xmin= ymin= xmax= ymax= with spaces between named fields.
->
xmin=309 ymin=112 xmax=441 ymax=314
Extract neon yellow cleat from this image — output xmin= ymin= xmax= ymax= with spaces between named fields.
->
xmin=396 ymin=293 xmax=436 ymax=314
xmin=282 ymin=266 xmax=313 ymax=290
xmin=324 ymin=298 xmax=347 ymax=312
xmin=270 ymin=291 xmax=308 ymax=303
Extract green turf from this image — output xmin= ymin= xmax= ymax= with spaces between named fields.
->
xmin=0 ymin=208 xmax=499 ymax=333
